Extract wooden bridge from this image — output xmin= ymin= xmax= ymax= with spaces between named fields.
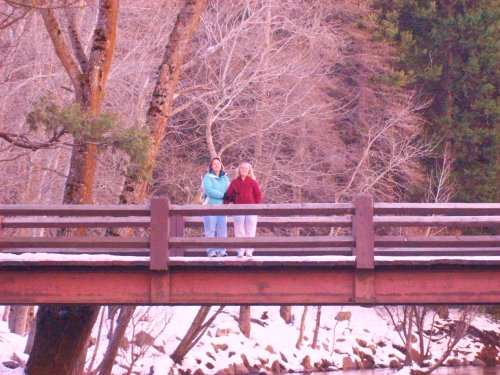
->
xmin=0 ymin=195 xmax=499 ymax=305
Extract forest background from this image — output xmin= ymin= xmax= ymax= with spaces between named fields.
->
xmin=0 ymin=0 xmax=499 ymax=374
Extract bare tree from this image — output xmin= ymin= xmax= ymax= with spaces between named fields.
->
xmin=171 ymin=305 xmax=225 ymax=364
xmin=378 ymin=306 xmax=476 ymax=373
xmin=0 ymin=1 xmax=444 ymax=372
xmin=105 ymin=307 xmax=173 ymax=375
xmin=1 ymin=0 xmax=206 ymax=372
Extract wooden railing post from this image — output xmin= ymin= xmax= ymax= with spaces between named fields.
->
xmin=150 ymin=197 xmax=170 ymax=270
xmin=353 ymin=194 xmax=375 ymax=302
xmin=353 ymin=194 xmax=374 ymax=269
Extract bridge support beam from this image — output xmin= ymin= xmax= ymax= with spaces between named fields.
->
xmin=354 ymin=270 xmax=375 ymax=303
xmin=0 ymin=266 xmax=499 ymax=305
xmin=150 ymin=272 xmax=170 ymax=303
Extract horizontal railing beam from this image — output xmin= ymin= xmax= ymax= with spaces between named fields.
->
xmin=0 ymin=237 xmax=149 ymax=249
xmin=375 ymin=247 xmax=500 ymax=256
xmin=374 ymin=202 xmax=500 ymax=215
xmin=0 ymin=204 xmax=150 ymax=217
xmin=1 ymin=217 xmax=151 ymax=229
xmin=183 ymin=216 xmax=352 ymax=228
xmin=374 ymin=235 xmax=500 ymax=248
xmin=374 ymin=215 xmax=500 ymax=227
xmin=170 ymin=203 xmax=354 ymax=216
xmin=169 ymin=236 xmax=355 ymax=248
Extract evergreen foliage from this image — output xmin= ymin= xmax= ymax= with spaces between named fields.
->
xmin=371 ymin=0 xmax=500 ymax=202
xmin=27 ymin=94 xmax=152 ymax=180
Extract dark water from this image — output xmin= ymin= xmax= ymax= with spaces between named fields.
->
xmin=328 ymin=367 xmax=500 ymax=374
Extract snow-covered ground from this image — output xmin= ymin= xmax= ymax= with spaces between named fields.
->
xmin=0 ymin=305 xmax=499 ymax=374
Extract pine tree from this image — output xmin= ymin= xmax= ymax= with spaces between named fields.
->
xmin=372 ymin=0 xmax=500 ymax=202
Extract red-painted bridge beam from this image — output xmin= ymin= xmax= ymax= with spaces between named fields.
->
xmin=0 ymin=265 xmax=499 ymax=305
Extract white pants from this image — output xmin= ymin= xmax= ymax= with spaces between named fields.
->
xmin=233 ymin=215 xmax=258 ymax=256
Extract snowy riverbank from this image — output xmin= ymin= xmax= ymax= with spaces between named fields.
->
xmin=1 ymin=305 xmax=499 ymax=374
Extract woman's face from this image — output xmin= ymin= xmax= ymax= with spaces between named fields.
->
xmin=239 ymin=163 xmax=250 ymax=178
xmin=211 ymin=159 xmax=222 ymax=173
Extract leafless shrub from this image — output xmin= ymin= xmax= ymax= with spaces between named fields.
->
xmin=377 ymin=306 xmax=476 ymax=373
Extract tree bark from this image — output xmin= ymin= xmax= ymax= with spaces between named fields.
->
xmin=239 ymin=305 xmax=251 ymax=338
xmin=25 ymin=305 xmax=100 ymax=375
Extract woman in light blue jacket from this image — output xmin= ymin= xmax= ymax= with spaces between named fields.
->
xmin=202 ymin=157 xmax=231 ymax=257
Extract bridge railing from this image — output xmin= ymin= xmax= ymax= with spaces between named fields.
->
xmin=374 ymin=202 xmax=500 ymax=251
xmin=167 ymin=200 xmax=355 ymax=257
xmin=0 ymin=204 xmax=152 ymax=259
xmin=1 ymin=195 xmax=499 ymax=271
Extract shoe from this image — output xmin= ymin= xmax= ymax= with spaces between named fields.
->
xmin=245 ymin=250 xmax=253 ymax=257
xmin=207 ymin=251 xmax=217 ymax=257
xmin=237 ymin=250 xmax=245 ymax=258
xmin=217 ymin=251 xmax=228 ymax=257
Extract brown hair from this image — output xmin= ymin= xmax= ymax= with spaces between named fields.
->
xmin=209 ymin=157 xmax=224 ymax=172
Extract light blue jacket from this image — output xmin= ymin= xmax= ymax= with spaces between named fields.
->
xmin=202 ymin=170 xmax=230 ymax=205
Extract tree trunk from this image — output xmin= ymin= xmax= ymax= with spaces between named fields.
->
xmin=296 ymin=306 xmax=308 ymax=349
xmin=25 ymin=305 xmax=100 ymax=375
xmin=171 ymin=306 xmax=211 ymax=364
xmin=8 ymin=305 xmax=29 ymax=336
xmin=279 ymin=305 xmax=292 ymax=324
xmin=404 ymin=306 xmax=415 ymax=366
xmin=171 ymin=305 xmax=224 ymax=364
xmin=97 ymin=306 xmax=136 ymax=375
xmin=25 ymin=306 xmax=36 ymax=336
xmin=74 ymin=345 xmax=88 ymax=375
xmin=26 ymin=0 xmax=205 ymax=373
xmin=107 ymin=305 xmax=120 ymax=339
xmin=311 ymin=306 xmax=322 ymax=349
xmin=26 ymin=1 xmax=119 ymax=373
xmin=86 ymin=307 xmax=105 ymax=373
xmin=118 ymin=0 xmax=207 ymax=204
xmin=239 ymin=305 xmax=251 ymax=338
